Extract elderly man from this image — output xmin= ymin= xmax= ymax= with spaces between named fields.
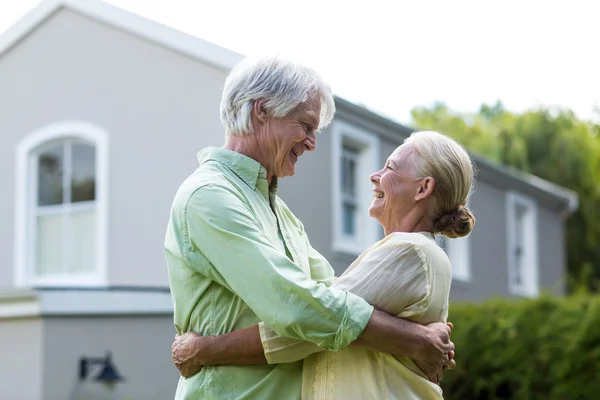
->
xmin=164 ymin=56 xmax=454 ymax=399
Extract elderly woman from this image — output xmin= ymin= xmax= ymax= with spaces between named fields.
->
xmin=172 ymin=129 xmax=475 ymax=399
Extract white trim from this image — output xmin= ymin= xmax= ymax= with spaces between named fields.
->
xmin=14 ymin=121 xmax=110 ymax=288
xmin=0 ymin=291 xmax=41 ymax=319
xmin=506 ymin=191 xmax=539 ymax=297
xmin=0 ymin=290 xmax=173 ymax=319
xmin=331 ymin=120 xmax=380 ymax=255
xmin=448 ymin=235 xmax=471 ymax=282
xmin=0 ymin=0 xmax=242 ymax=71
xmin=437 ymin=235 xmax=472 ymax=282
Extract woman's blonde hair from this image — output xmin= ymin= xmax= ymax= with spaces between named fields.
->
xmin=404 ymin=131 xmax=476 ymax=238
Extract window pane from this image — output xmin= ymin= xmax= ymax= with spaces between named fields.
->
xmin=71 ymin=143 xmax=96 ymax=203
xmin=38 ymin=144 xmax=64 ymax=206
xmin=436 ymin=235 xmax=448 ymax=251
xmin=36 ymin=214 xmax=64 ymax=275
xmin=343 ymin=202 xmax=356 ymax=235
xmin=341 ymin=146 xmax=358 ymax=197
xmin=70 ymin=209 xmax=96 ymax=273
xmin=514 ymin=203 xmax=527 ymax=286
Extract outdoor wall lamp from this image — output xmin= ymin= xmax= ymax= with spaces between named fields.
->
xmin=79 ymin=352 xmax=124 ymax=388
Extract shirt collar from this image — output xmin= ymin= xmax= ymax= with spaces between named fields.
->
xmin=197 ymin=147 xmax=268 ymax=190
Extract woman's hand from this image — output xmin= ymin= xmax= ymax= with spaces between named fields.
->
xmin=172 ymin=332 xmax=209 ymax=377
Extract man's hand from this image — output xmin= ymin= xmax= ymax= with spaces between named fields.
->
xmin=412 ymin=321 xmax=455 ymax=384
xmin=172 ymin=332 xmax=206 ymax=377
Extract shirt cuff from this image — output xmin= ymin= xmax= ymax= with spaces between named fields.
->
xmin=259 ymin=322 xmax=324 ymax=364
xmin=331 ymin=292 xmax=374 ymax=351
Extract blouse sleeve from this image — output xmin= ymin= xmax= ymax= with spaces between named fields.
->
xmin=259 ymin=237 xmax=432 ymax=364
xmin=333 ymin=238 xmax=432 ymax=318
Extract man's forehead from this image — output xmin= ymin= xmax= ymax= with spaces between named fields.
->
xmin=295 ymin=98 xmax=321 ymax=123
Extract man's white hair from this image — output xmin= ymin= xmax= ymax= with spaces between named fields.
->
xmin=220 ymin=56 xmax=336 ymax=136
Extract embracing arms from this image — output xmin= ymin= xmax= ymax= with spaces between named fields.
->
xmin=173 ymin=312 xmax=454 ymax=382
xmin=173 ymin=215 xmax=455 ymax=383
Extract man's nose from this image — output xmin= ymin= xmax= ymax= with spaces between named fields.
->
xmin=304 ymin=133 xmax=317 ymax=152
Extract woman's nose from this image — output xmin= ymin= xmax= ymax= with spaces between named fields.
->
xmin=370 ymin=170 xmax=380 ymax=184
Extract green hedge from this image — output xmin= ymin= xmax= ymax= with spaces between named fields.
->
xmin=441 ymin=293 xmax=600 ymax=400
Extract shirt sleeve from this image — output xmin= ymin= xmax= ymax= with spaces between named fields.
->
xmin=182 ymin=183 xmax=373 ymax=351
xmin=258 ymin=229 xmax=337 ymax=364
xmin=259 ymin=237 xmax=432 ymax=364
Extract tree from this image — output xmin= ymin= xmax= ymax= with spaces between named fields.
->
xmin=411 ymin=102 xmax=600 ymax=290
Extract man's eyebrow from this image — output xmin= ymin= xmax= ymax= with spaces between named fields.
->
xmin=303 ymin=113 xmax=319 ymax=128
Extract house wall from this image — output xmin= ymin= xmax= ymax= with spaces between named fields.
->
xmin=42 ymin=314 xmax=177 ymax=400
xmin=0 ymin=9 xmax=230 ymax=289
xmin=0 ymin=318 xmax=43 ymax=400
xmin=0 ymin=6 xmax=569 ymax=298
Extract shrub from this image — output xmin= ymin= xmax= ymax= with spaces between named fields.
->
xmin=441 ymin=293 xmax=600 ymax=400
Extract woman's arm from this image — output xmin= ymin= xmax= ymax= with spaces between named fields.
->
xmin=172 ymin=326 xmax=265 ymax=377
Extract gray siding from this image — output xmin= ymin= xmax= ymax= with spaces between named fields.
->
xmin=0 ymin=9 xmax=229 ymax=289
xmin=278 ymin=126 xmax=336 ymax=272
xmin=459 ymin=181 xmax=509 ymax=300
xmin=0 ymin=318 xmax=43 ymax=400
xmin=42 ymin=315 xmax=177 ymax=400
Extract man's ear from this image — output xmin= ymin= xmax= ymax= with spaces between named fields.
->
xmin=415 ymin=177 xmax=435 ymax=201
xmin=253 ymin=100 xmax=269 ymax=124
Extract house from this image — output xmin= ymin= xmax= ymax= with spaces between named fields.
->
xmin=0 ymin=0 xmax=578 ymax=399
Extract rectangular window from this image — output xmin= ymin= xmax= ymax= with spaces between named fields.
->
xmin=32 ymin=140 xmax=97 ymax=281
xmin=506 ymin=192 xmax=539 ymax=297
xmin=332 ymin=121 xmax=380 ymax=255
xmin=341 ymin=146 xmax=359 ymax=236
xmin=436 ymin=234 xmax=471 ymax=282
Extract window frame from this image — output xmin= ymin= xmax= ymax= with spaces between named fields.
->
xmin=436 ymin=234 xmax=472 ymax=282
xmin=331 ymin=120 xmax=380 ymax=255
xmin=14 ymin=121 xmax=109 ymax=287
xmin=506 ymin=191 xmax=539 ymax=297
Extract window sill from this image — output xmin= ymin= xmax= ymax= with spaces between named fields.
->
xmin=509 ymin=286 xmax=540 ymax=298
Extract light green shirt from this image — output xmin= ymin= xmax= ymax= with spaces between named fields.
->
xmin=164 ymin=147 xmax=374 ymax=400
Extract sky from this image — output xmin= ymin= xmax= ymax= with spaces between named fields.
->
xmin=1 ymin=0 xmax=599 ymax=125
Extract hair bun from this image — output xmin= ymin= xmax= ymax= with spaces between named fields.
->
xmin=434 ymin=205 xmax=476 ymax=238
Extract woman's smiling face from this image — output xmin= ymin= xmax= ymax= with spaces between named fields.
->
xmin=368 ymin=143 xmax=424 ymax=231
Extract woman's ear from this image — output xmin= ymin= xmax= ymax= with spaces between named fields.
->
xmin=415 ymin=177 xmax=435 ymax=201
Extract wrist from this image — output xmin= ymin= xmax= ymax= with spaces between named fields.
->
xmin=192 ymin=334 xmax=216 ymax=365
xmin=411 ymin=325 xmax=431 ymax=360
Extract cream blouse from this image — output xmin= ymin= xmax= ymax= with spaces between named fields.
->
xmin=259 ymin=232 xmax=452 ymax=399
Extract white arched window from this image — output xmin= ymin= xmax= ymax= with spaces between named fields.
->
xmin=15 ymin=121 xmax=109 ymax=287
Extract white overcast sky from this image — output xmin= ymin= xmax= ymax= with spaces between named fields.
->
xmin=1 ymin=0 xmax=599 ymax=124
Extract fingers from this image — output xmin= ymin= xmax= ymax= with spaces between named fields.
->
xmin=428 ymin=372 xmax=439 ymax=384
xmin=445 ymin=358 xmax=456 ymax=370
xmin=447 ymin=322 xmax=454 ymax=331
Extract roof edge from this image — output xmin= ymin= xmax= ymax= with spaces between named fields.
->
xmin=0 ymin=0 xmax=243 ymax=71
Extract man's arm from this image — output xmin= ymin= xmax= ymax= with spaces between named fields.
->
xmin=181 ymin=184 xmax=373 ymax=349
